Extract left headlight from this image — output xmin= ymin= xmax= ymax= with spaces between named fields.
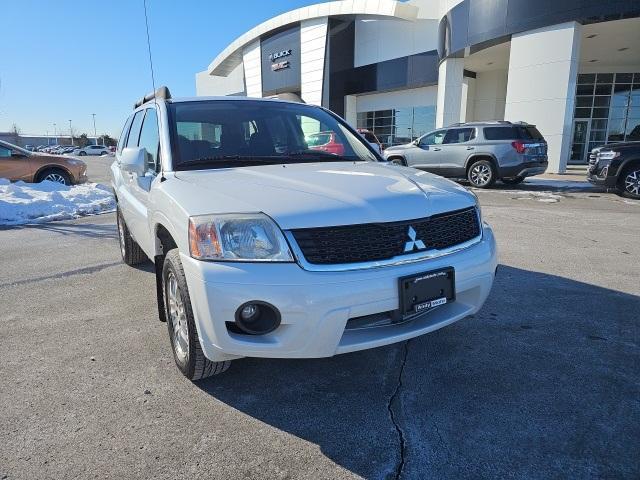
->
xmin=188 ymin=213 xmax=293 ymax=262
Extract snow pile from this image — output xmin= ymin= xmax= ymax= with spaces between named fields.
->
xmin=0 ymin=179 xmax=115 ymax=225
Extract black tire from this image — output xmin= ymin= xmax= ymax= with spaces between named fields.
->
xmin=618 ymin=164 xmax=640 ymax=200
xmin=387 ymin=156 xmax=407 ymax=166
xmin=502 ymin=176 xmax=525 ymax=185
xmin=79 ymin=151 xmax=87 ymax=156
xmin=100 ymin=151 xmax=108 ymax=156
xmin=36 ymin=168 xmax=72 ymax=185
xmin=467 ymin=159 xmax=497 ymax=188
xmin=116 ymin=207 xmax=147 ymax=265
xmin=162 ymin=249 xmax=231 ymax=381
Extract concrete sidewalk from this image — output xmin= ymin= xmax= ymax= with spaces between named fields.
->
xmin=539 ymin=165 xmax=588 ymax=182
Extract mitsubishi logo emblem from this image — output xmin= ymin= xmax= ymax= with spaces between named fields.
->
xmin=404 ymin=226 xmax=426 ymax=252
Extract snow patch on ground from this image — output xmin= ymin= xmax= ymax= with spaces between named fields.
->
xmin=0 ymin=180 xmax=115 ymax=226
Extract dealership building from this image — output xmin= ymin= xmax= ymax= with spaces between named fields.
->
xmin=195 ymin=0 xmax=640 ymax=173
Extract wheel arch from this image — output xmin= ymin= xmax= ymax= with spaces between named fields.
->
xmin=153 ymin=220 xmax=179 ymax=323
xmin=464 ymin=154 xmax=498 ymax=173
xmin=33 ymin=164 xmax=73 ymax=182
xmin=618 ymin=156 xmax=640 ymax=175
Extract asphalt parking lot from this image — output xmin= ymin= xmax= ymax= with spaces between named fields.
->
xmin=1 ymin=164 xmax=639 ymax=479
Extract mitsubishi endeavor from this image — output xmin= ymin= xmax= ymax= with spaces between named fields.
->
xmin=112 ymin=87 xmax=497 ymax=381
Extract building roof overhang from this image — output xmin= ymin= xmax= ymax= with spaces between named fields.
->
xmin=207 ymin=0 xmax=418 ymax=77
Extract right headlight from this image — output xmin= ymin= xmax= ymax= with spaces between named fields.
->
xmin=598 ymin=151 xmax=620 ymax=161
xmin=188 ymin=213 xmax=293 ymax=262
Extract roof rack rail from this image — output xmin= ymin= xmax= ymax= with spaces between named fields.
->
xmin=134 ymin=86 xmax=171 ymax=109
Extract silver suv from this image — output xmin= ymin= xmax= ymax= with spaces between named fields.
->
xmin=384 ymin=121 xmax=548 ymax=188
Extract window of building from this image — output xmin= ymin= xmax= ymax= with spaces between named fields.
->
xmin=356 ymin=106 xmax=436 ymax=148
xmin=573 ymin=72 xmax=640 ymax=162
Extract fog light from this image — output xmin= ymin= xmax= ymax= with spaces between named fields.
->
xmin=234 ymin=301 xmax=281 ymax=335
xmin=240 ymin=304 xmax=259 ymax=321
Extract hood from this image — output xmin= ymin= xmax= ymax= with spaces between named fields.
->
xmin=171 ymin=161 xmax=476 ymax=230
xmin=384 ymin=143 xmax=414 ymax=153
xmin=602 ymin=141 xmax=640 ymax=151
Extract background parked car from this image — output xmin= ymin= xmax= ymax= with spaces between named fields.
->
xmin=588 ymin=141 xmax=640 ymax=199
xmin=0 ymin=139 xmax=87 ymax=185
xmin=384 ymin=121 xmax=548 ymax=188
xmin=72 ymin=144 xmax=110 ymax=156
xmin=357 ymin=128 xmax=383 ymax=154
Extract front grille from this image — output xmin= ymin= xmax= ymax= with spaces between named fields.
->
xmin=290 ymin=207 xmax=480 ymax=265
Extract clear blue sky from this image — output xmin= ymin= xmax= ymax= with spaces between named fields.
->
xmin=0 ymin=0 xmax=328 ymax=139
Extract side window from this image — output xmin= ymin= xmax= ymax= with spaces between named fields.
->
xmin=126 ymin=110 xmax=145 ymax=149
xmin=0 ymin=146 xmax=11 ymax=158
xmin=443 ymin=128 xmax=475 ymax=144
xmin=117 ymin=115 xmax=134 ymax=154
xmin=419 ymin=130 xmax=445 ymax=146
xmin=138 ymin=108 xmax=160 ymax=172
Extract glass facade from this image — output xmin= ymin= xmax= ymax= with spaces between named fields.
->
xmin=571 ymin=72 xmax=640 ymax=163
xmin=356 ymin=106 xmax=436 ymax=148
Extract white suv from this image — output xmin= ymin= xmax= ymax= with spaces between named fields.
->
xmin=73 ymin=145 xmax=110 ymax=156
xmin=112 ymin=87 xmax=497 ymax=381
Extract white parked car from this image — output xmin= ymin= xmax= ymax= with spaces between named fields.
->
xmin=111 ymin=87 xmax=497 ymax=381
xmin=73 ymin=145 xmax=110 ymax=156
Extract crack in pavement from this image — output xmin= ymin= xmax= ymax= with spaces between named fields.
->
xmin=0 ymin=261 xmax=123 ymax=289
xmin=387 ymin=340 xmax=410 ymax=480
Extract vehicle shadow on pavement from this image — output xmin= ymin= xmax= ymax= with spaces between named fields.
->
xmin=0 ymin=220 xmax=118 ymax=239
xmin=195 ymin=265 xmax=640 ymax=479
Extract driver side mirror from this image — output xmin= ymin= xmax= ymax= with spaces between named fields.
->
xmin=412 ymin=139 xmax=419 ymax=146
xmin=120 ymin=147 xmax=146 ymax=176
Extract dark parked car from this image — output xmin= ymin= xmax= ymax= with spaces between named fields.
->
xmin=588 ymin=142 xmax=640 ymax=199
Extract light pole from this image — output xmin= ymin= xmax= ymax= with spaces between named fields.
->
xmin=53 ymin=123 xmax=57 ymax=145
xmin=46 ymin=130 xmax=49 ymax=146
xmin=68 ymin=120 xmax=73 ymax=146
xmin=92 ymin=113 xmax=97 ymax=145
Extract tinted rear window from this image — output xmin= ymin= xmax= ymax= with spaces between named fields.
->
xmin=518 ymin=126 xmax=544 ymax=140
xmin=483 ymin=127 xmax=517 ymax=140
xmin=484 ymin=126 xmax=544 ymax=141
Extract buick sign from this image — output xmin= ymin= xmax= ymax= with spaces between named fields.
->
xmin=269 ymin=49 xmax=292 ymax=62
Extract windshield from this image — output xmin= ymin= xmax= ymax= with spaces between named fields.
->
xmin=168 ymin=100 xmax=379 ymax=169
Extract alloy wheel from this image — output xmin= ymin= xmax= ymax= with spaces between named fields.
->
xmin=167 ymin=272 xmax=189 ymax=363
xmin=470 ymin=164 xmax=492 ymax=187
xmin=624 ymin=169 xmax=640 ymax=197
xmin=44 ymin=173 xmax=67 ymax=184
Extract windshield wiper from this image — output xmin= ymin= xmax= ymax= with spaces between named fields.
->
xmin=288 ymin=150 xmax=360 ymax=162
xmin=177 ymin=155 xmax=285 ymax=168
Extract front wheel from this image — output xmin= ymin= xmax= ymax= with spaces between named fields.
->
xmin=467 ymin=159 xmax=496 ymax=188
xmin=163 ymin=249 xmax=231 ymax=381
xmin=387 ymin=156 xmax=407 ymax=167
xmin=79 ymin=151 xmax=87 ymax=156
xmin=502 ymin=176 xmax=525 ymax=185
xmin=620 ymin=166 xmax=640 ymax=199
xmin=37 ymin=168 xmax=71 ymax=185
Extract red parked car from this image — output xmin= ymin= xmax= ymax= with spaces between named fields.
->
xmin=306 ymin=131 xmax=345 ymax=156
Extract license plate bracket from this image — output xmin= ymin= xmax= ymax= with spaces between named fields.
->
xmin=398 ymin=267 xmax=455 ymax=320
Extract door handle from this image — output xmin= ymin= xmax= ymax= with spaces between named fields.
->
xmin=433 ymin=147 xmax=442 ymax=151
xmin=466 ymin=147 xmax=474 ymax=150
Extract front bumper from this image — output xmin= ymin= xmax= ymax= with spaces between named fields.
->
xmin=180 ymin=225 xmax=498 ymax=361
xmin=587 ymin=164 xmax=617 ymax=188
